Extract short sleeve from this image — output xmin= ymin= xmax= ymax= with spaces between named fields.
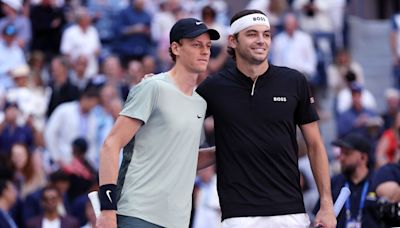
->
xmin=295 ymin=73 xmax=319 ymax=125
xmin=196 ymin=76 xmax=213 ymax=117
xmin=119 ymin=80 xmax=159 ymax=124
xmin=371 ymin=164 xmax=400 ymax=191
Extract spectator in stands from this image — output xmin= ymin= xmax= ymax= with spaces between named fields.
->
xmin=10 ymin=143 xmax=46 ymax=199
xmin=6 ymin=64 xmax=47 ymax=131
xmin=46 ymin=56 xmax=79 ymax=117
xmin=315 ymin=133 xmax=380 ymax=228
xmin=126 ymin=60 xmax=144 ymax=87
xmin=372 ymin=162 xmax=400 ymax=203
xmin=62 ymin=138 xmax=96 ymax=202
xmin=82 ymin=199 xmax=97 ymax=228
xmin=90 ymin=55 xmax=129 ymax=100
xmin=45 ymin=88 xmax=99 ymax=168
xmin=192 ymin=165 xmax=220 ymax=228
xmin=60 ymin=6 xmax=101 ymax=78
xmin=381 ymin=88 xmax=400 ymax=130
xmin=336 ymin=83 xmax=378 ymax=138
xmin=114 ymin=0 xmax=152 ymax=65
xmin=26 ymin=185 xmax=79 ymax=228
xmin=371 ymin=161 xmax=400 ymax=227
xmin=0 ymin=23 xmax=26 ymax=89
xmin=327 ymin=49 xmax=364 ymax=95
xmin=30 ymin=0 xmax=65 ymax=60
xmin=0 ymin=101 xmax=34 ymax=155
xmin=0 ymin=0 xmax=31 ymax=49
xmin=92 ymin=84 xmax=122 ymax=154
xmin=70 ymin=55 xmax=90 ymax=91
xmin=0 ymin=178 xmax=18 ymax=228
xmin=336 ymin=73 xmax=377 ymax=115
xmin=201 ymin=5 xmax=228 ymax=74
xmin=23 ymin=170 xmax=71 ymax=223
xmin=390 ymin=12 xmax=400 ymax=89
xmin=87 ymin=0 xmax=121 ymax=48
xmin=292 ymin=0 xmax=334 ymax=34
xmin=271 ymin=12 xmax=317 ymax=80
xmin=152 ymin=0 xmax=182 ymax=72
xmin=375 ymin=111 xmax=400 ymax=168
xmin=142 ymin=55 xmax=157 ymax=75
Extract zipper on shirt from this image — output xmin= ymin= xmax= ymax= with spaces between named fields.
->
xmin=250 ymin=76 xmax=258 ymax=96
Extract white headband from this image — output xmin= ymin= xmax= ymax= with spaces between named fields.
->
xmin=229 ymin=13 xmax=270 ymax=35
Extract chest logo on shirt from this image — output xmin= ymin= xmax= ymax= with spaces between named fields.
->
xmin=273 ymin=97 xmax=287 ymax=102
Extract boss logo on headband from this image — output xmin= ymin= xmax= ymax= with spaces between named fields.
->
xmin=253 ymin=16 xmax=266 ymax=22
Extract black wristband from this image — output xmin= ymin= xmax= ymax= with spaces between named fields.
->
xmin=99 ymin=184 xmax=117 ymax=210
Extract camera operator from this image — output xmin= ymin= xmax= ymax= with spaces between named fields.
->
xmin=372 ymin=160 xmax=400 ymax=227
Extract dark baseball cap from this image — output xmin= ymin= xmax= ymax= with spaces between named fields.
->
xmin=332 ymin=133 xmax=371 ymax=154
xmin=169 ymin=18 xmax=220 ymax=44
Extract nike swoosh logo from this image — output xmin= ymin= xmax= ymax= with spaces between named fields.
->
xmin=106 ymin=190 xmax=112 ymax=203
xmin=195 ymin=22 xmax=203 ymax=25
xmin=197 ymin=115 xmax=202 ymax=119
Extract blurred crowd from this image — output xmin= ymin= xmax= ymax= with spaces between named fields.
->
xmin=0 ymin=0 xmax=400 ymax=227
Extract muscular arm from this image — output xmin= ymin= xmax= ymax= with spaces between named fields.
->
xmin=99 ymin=116 xmax=143 ymax=186
xmin=300 ymin=122 xmax=336 ymax=228
xmin=97 ymin=116 xmax=143 ymax=228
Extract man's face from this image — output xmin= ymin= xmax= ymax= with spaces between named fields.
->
xmin=51 ymin=59 xmax=68 ymax=84
xmin=80 ymin=96 xmax=99 ymax=113
xmin=339 ymin=148 xmax=364 ymax=177
xmin=229 ymin=25 xmax=271 ymax=65
xmin=42 ymin=189 xmax=60 ymax=212
xmin=174 ymin=33 xmax=212 ymax=74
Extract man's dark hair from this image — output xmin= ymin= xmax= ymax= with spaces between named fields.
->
xmin=72 ymin=137 xmax=88 ymax=155
xmin=79 ymin=86 xmax=100 ymax=100
xmin=227 ymin=9 xmax=267 ymax=60
xmin=49 ymin=170 xmax=70 ymax=183
xmin=202 ymin=5 xmax=216 ymax=20
xmin=41 ymin=185 xmax=61 ymax=201
xmin=169 ymin=40 xmax=182 ymax=62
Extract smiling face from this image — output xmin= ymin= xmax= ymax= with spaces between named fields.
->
xmin=229 ymin=25 xmax=271 ymax=65
xmin=172 ymin=33 xmax=212 ymax=74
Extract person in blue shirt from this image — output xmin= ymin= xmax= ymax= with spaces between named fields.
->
xmin=113 ymin=0 xmax=152 ymax=67
xmin=0 ymin=179 xmax=18 ymax=228
xmin=315 ymin=133 xmax=380 ymax=228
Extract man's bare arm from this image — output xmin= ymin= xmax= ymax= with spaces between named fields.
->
xmin=97 ymin=116 xmax=143 ymax=228
xmin=300 ymin=122 xmax=336 ymax=228
xmin=198 ymin=146 xmax=216 ymax=170
xmin=99 ymin=116 xmax=143 ymax=185
xmin=376 ymin=181 xmax=400 ymax=203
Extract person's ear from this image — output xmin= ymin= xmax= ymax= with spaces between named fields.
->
xmin=171 ymin=41 xmax=181 ymax=56
xmin=228 ymin=34 xmax=238 ymax=49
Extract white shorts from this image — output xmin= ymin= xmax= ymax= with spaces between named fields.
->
xmin=222 ymin=213 xmax=310 ymax=228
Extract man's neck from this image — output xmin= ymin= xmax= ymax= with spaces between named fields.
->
xmin=351 ymin=166 xmax=369 ymax=184
xmin=236 ymin=58 xmax=269 ymax=81
xmin=169 ymin=65 xmax=198 ymax=96
xmin=44 ymin=212 xmax=59 ymax=221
